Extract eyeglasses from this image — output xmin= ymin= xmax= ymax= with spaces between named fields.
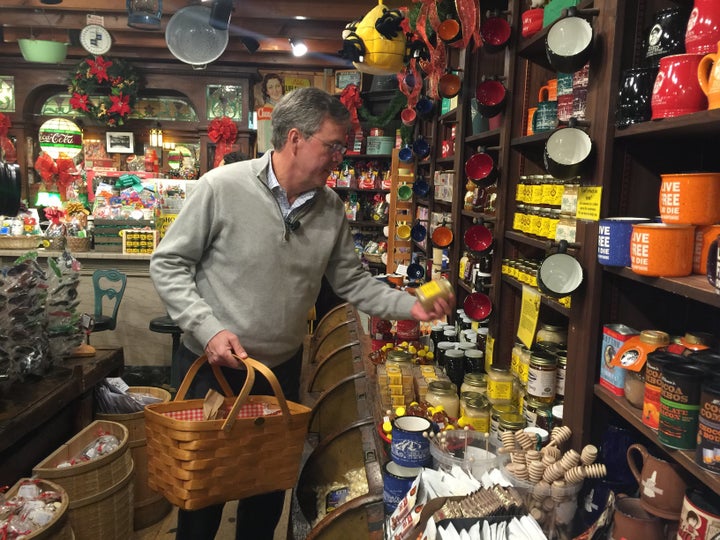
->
xmin=309 ymin=134 xmax=347 ymax=156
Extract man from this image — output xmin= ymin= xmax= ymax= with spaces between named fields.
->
xmin=150 ymin=87 xmax=453 ymax=539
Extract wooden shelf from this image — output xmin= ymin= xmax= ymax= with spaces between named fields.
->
xmin=504 ymin=230 xmax=554 ymax=251
xmin=603 ymin=267 xmax=720 ymax=307
xmin=461 ymin=210 xmax=497 ymax=222
xmin=501 ymin=274 xmax=571 ymax=316
xmin=594 ymin=384 xmax=720 ymax=494
xmin=440 ymin=109 xmax=458 ymax=123
xmin=347 ymin=220 xmax=386 ymax=228
xmin=465 ymin=129 xmax=501 ymax=146
xmin=614 ymin=109 xmax=720 ymax=141
xmin=344 ymin=153 xmax=393 ymax=160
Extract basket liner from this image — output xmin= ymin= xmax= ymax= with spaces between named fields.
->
xmin=145 ymin=355 xmax=311 ymax=510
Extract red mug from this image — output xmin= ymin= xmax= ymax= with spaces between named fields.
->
xmin=651 ymin=53 xmax=708 ymax=118
xmin=521 ymin=8 xmax=544 ymax=39
xmin=686 ymin=0 xmax=720 ymax=55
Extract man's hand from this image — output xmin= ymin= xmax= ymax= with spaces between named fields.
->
xmin=409 ymin=294 xmax=455 ymax=322
xmin=205 ymin=330 xmax=247 ymax=368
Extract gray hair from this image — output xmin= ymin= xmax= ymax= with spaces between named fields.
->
xmin=270 ymin=87 xmax=350 ymax=150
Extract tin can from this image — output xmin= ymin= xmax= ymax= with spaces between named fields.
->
xmin=696 ymin=378 xmax=720 ymax=473
xmin=642 ymin=351 xmax=686 ymax=430
xmin=658 ymin=363 xmax=705 ymax=450
xmin=599 ymin=323 xmax=639 ymax=396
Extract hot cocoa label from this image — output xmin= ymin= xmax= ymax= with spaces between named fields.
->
xmin=659 ymin=180 xmax=681 ymax=221
xmin=630 ymin=230 xmax=650 ymax=270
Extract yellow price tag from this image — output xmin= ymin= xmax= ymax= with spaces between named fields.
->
xmin=575 ymin=186 xmax=603 ymax=220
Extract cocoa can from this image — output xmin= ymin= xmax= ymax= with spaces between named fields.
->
xmin=696 ymin=378 xmax=720 ymax=473
xmin=642 ymin=351 xmax=686 ymax=430
xmin=658 ymin=363 xmax=704 ymax=450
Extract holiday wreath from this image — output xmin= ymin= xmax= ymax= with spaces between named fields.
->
xmin=67 ymin=56 xmax=140 ymax=127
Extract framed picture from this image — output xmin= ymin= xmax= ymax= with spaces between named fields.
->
xmin=334 ymin=70 xmax=362 ymax=93
xmin=106 ymin=131 xmax=134 ymax=154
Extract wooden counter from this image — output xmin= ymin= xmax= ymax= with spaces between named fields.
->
xmin=0 ymin=347 xmax=124 ymax=485
xmin=0 ymin=249 xmax=170 ymax=370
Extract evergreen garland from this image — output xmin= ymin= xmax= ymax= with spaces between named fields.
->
xmin=358 ymin=90 xmax=407 ymax=128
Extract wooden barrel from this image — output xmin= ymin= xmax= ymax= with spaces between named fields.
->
xmin=32 ymin=419 xmax=134 ymax=540
xmin=4 ymin=478 xmax=74 ymax=539
xmin=95 ymin=385 xmax=173 ymax=530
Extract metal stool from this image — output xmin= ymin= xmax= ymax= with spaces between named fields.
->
xmin=149 ymin=314 xmax=183 ymax=390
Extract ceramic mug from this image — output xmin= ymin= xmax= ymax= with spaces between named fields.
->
xmin=521 ymin=8 xmax=544 ymax=39
xmin=398 ymin=146 xmax=414 ymax=163
xmin=645 ymin=6 xmax=691 ymax=67
xmin=627 ymin=443 xmax=688 ymax=520
xmin=390 ymin=415 xmax=432 ymax=468
xmin=630 ymin=223 xmax=695 ymax=277
xmin=686 ymin=0 xmax=720 ymax=55
xmin=616 ymin=66 xmax=658 ymax=127
xmin=698 ymin=40 xmax=720 ymax=109
xmin=557 ymin=94 xmax=574 ymax=122
xmin=383 ymin=461 xmax=422 ymax=514
xmin=401 ymin=107 xmax=417 ymax=127
xmin=706 ymin=233 xmax=720 ymax=292
xmin=597 ymin=217 xmax=652 ymax=267
xmin=652 ymin=53 xmax=708 ymax=119
xmin=538 ymin=78 xmax=558 ymax=102
xmin=532 ymin=100 xmax=558 ymax=132
xmin=470 ymin=98 xmax=490 ymax=134
xmin=659 ymin=172 xmax=720 ymax=225
xmin=611 ymin=495 xmax=665 ymax=540
xmin=526 ymin=106 xmax=538 ymax=135
xmin=557 ymin=72 xmax=574 ymax=96
xmin=693 ymin=224 xmax=720 ymax=274
xmin=397 ymin=183 xmax=413 ymax=201
xmin=396 ymin=222 xmax=411 ymax=240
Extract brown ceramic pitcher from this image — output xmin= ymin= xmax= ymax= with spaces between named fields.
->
xmin=611 ymin=494 xmax=665 ymax=540
xmin=627 ymin=443 xmax=687 ymax=520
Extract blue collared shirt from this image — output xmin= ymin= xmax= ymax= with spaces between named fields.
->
xmin=266 ymin=151 xmax=317 ymax=219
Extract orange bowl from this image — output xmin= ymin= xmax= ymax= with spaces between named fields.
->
xmin=432 ymin=226 xmax=453 ymax=247
xmin=630 ymin=223 xmax=695 ymax=277
xmin=659 ymin=173 xmax=720 ymax=225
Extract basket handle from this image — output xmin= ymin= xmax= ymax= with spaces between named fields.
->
xmin=222 ymin=355 xmax=292 ymax=433
xmin=174 ymin=354 xmax=246 ymax=401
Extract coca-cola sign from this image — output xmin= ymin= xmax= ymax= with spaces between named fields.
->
xmin=38 ymin=118 xmax=83 ymax=159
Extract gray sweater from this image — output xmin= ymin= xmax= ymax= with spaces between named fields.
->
xmin=150 ymin=151 xmax=416 ymax=367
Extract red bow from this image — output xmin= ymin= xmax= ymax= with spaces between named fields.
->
xmin=34 ymin=153 xmax=58 ymax=189
xmin=413 ymin=0 xmax=447 ymax=100
xmin=44 ymin=207 xmax=66 ymax=225
xmin=340 ymin=84 xmax=363 ymax=129
xmin=455 ymin=0 xmax=482 ymax=51
xmin=56 ymin=157 xmax=77 ymax=197
xmin=0 ymin=113 xmax=10 ymax=137
xmin=208 ymin=117 xmax=238 ymax=168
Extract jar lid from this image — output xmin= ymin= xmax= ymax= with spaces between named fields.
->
xmin=465 ymin=395 xmax=490 ymax=410
xmin=437 ymin=341 xmax=456 ymax=350
xmin=499 ymin=412 xmax=526 ymax=429
xmin=540 ymin=324 xmax=566 ymax=332
xmin=428 ymin=380 xmax=457 ymax=395
xmin=683 ymin=331 xmax=715 ymax=346
xmin=387 ymin=350 xmax=412 ymax=363
xmin=464 ymin=372 xmax=487 ymax=385
xmin=445 ymin=349 xmax=464 ymax=358
xmin=639 ymin=330 xmax=670 ymax=345
xmin=465 ymin=349 xmax=484 ymax=358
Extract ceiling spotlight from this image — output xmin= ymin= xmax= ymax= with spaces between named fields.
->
xmin=290 ymin=38 xmax=307 ymax=57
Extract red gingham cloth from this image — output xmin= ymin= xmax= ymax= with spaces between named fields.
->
xmin=164 ymin=402 xmax=281 ymax=421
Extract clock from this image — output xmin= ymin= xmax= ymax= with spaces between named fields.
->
xmin=79 ymin=24 xmax=112 ymax=56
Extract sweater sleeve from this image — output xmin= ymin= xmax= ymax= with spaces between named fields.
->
xmin=149 ymin=177 xmax=225 ymax=349
xmin=323 ymin=211 xmax=417 ymax=320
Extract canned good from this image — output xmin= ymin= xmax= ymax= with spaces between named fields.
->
xmin=599 ymin=323 xmax=639 ymax=396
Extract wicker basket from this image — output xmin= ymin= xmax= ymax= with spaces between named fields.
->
xmin=96 ymin=386 xmax=173 ymax=530
xmin=0 ymin=235 xmax=43 ymax=249
xmin=33 ymin=420 xmax=134 ymax=540
xmin=66 ymin=236 xmax=91 ymax=252
xmin=145 ymin=355 xmax=312 ymax=510
xmin=4 ymin=478 xmax=74 ymax=539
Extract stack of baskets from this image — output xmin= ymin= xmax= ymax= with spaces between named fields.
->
xmin=32 ymin=420 xmax=134 ymax=540
xmin=96 ymin=386 xmax=173 ymax=529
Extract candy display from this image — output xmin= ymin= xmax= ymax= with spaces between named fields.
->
xmin=0 ymin=479 xmax=66 ymax=539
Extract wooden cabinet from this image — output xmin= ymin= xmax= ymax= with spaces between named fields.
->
xmin=410 ymin=0 xmax=720 ymax=499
